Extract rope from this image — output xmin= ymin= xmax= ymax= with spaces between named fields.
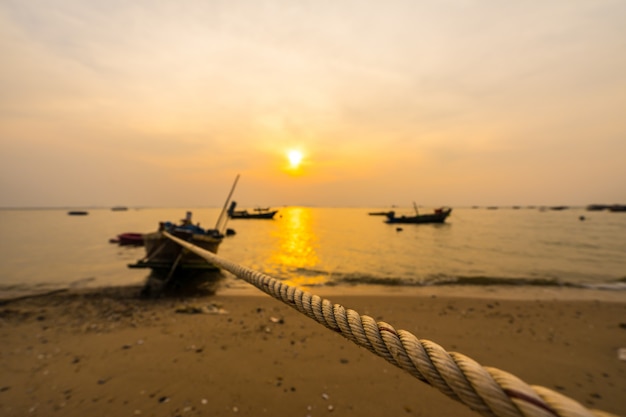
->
xmin=163 ymin=231 xmax=620 ymax=417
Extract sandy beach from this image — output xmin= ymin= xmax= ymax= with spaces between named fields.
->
xmin=1 ymin=284 xmax=624 ymax=417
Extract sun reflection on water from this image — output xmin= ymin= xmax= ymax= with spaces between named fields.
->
xmin=269 ymin=207 xmax=327 ymax=287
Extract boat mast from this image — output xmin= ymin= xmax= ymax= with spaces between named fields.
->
xmin=214 ymin=174 xmax=240 ymax=233
xmin=413 ymin=201 xmax=419 ymax=215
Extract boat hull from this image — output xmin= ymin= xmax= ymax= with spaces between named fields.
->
xmin=228 ymin=210 xmax=278 ymax=219
xmin=385 ymin=208 xmax=452 ymax=224
xmin=116 ymin=232 xmax=144 ymax=246
xmin=227 ymin=201 xmax=278 ymax=219
xmin=129 ymin=230 xmax=222 ymax=271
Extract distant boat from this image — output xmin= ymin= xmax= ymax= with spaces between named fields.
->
xmin=111 ymin=206 xmax=128 ymax=211
xmin=384 ymin=206 xmax=452 ymax=225
xmin=68 ymin=211 xmax=88 ymax=216
xmin=608 ymin=204 xmax=626 ymax=212
xmin=109 ymin=232 xmax=144 ymax=246
xmin=586 ymin=204 xmax=609 ymax=211
xmin=368 ymin=211 xmax=394 ymax=216
xmin=227 ymin=201 xmax=278 ymax=219
xmin=549 ymin=206 xmax=569 ymax=211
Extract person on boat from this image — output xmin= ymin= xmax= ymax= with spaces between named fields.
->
xmin=181 ymin=211 xmax=193 ymax=226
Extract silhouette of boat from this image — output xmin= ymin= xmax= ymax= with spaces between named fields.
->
xmin=227 ymin=201 xmax=278 ymax=219
xmin=384 ymin=204 xmax=452 ymax=224
xmin=110 ymin=232 xmax=144 ymax=246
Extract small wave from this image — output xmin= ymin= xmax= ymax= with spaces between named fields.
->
xmin=304 ymin=271 xmax=626 ymax=291
xmin=579 ymin=280 xmax=626 ymax=291
xmin=433 ymin=276 xmax=570 ymax=287
xmin=68 ymin=277 xmax=97 ymax=288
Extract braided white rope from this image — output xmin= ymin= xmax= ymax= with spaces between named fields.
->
xmin=164 ymin=232 xmax=619 ymax=417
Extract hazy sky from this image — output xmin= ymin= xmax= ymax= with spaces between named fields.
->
xmin=1 ymin=0 xmax=625 ymax=208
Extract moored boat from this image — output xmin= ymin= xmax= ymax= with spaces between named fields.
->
xmin=227 ymin=201 xmax=278 ymax=219
xmin=385 ymin=207 xmax=452 ymax=224
xmin=129 ymin=211 xmax=225 ymax=272
xmin=368 ymin=211 xmax=394 ymax=216
xmin=110 ymin=232 xmax=144 ymax=246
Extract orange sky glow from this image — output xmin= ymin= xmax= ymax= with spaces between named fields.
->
xmin=1 ymin=1 xmax=625 ymax=208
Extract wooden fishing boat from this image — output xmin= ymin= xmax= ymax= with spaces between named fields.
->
xmin=368 ymin=211 xmax=394 ymax=216
xmin=129 ymin=221 xmax=223 ymax=272
xmin=129 ymin=175 xmax=240 ymax=276
xmin=227 ymin=201 xmax=278 ymax=219
xmin=384 ymin=207 xmax=452 ymax=224
xmin=110 ymin=232 xmax=144 ymax=246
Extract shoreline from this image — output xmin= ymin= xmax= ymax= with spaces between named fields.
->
xmin=3 ymin=281 xmax=626 ymax=307
xmin=1 ymin=284 xmax=625 ymax=416
xmin=217 ymin=280 xmax=626 ymax=302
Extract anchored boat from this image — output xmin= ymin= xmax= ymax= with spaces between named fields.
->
xmin=130 ymin=216 xmax=224 ymax=272
xmin=128 ymin=175 xmax=240 ymax=279
xmin=227 ymin=201 xmax=278 ymax=219
xmin=384 ymin=205 xmax=452 ymax=224
xmin=110 ymin=232 xmax=144 ymax=246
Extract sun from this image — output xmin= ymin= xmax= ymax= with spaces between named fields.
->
xmin=287 ymin=150 xmax=304 ymax=169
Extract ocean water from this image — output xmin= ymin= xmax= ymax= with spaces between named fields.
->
xmin=0 ymin=206 xmax=625 ymax=298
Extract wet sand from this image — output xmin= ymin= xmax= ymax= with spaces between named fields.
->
xmin=0 ymin=285 xmax=625 ymax=417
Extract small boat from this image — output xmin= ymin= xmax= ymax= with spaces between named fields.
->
xmin=110 ymin=232 xmax=144 ymax=246
xmin=227 ymin=201 xmax=278 ymax=219
xmin=129 ymin=216 xmax=224 ymax=272
xmin=111 ymin=206 xmax=128 ymax=211
xmin=608 ymin=204 xmax=626 ymax=212
xmin=586 ymin=204 xmax=609 ymax=211
xmin=384 ymin=206 xmax=452 ymax=224
xmin=128 ymin=176 xmax=239 ymax=275
xmin=368 ymin=211 xmax=394 ymax=216
xmin=68 ymin=211 xmax=89 ymax=216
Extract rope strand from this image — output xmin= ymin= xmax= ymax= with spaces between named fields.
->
xmin=163 ymin=232 xmax=619 ymax=417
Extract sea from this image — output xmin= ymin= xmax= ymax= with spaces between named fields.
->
xmin=0 ymin=206 xmax=625 ymax=299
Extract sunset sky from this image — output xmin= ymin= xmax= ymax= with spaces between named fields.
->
xmin=1 ymin=1 xmax=625 ymax=208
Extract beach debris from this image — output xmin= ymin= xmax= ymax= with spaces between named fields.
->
xmin=186 ymin=344 xmax=203 ymax=353
xmin=328 ymin=404 xmax=335 ymax=411
xmin=175 ymin=303 xmax=228 ymax=315
xmin=232 ymin=405 xmax=239 ymax=413
xmin=269 ymin=316 xmax=284 ymax=324
xmin=158 ymin=396 xmax=169 ymax=403
xmin=201 ymin=398 xmax=208 ymax=405
xmin=618 ymin=348 xmax=626 ymax=361
xmin=321 ymin=392 xmax=329 ymax=400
